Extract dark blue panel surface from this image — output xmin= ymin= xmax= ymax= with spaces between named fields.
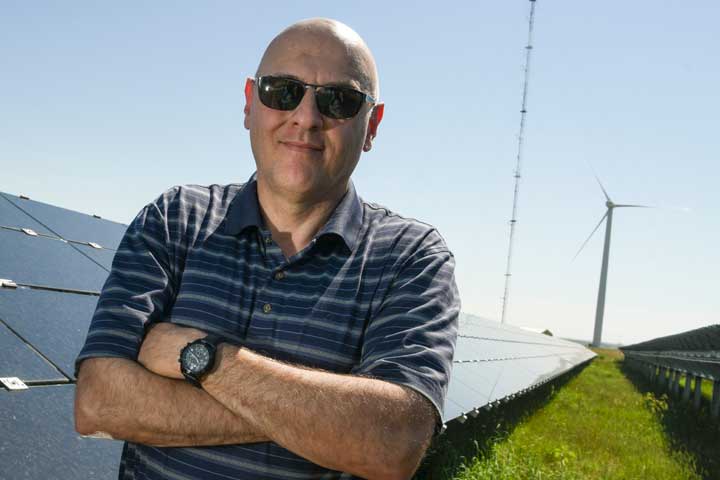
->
xmin=0 ymin=194 xmax=55 ymax=236
xmin=0 ymin=289 xmax=99 ymax=379
xmin=0 ymin=385 xmax=122 ymax=478
xmin=0 ymin=321 xmax=65 ymax=382
xmin=72 ymin=243 xmax=116 ymax=271
xmin=0 ymin=229 xmax=109 ymax=291
xmin=1 ymin=192 xmax=127 ymax=250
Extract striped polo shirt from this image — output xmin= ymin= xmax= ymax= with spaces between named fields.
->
xmin=76 ymin=176 xmax=460 ymax=479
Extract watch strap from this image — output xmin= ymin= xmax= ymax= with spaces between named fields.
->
xmin=200 ymin=333 xmax=224 ymax=349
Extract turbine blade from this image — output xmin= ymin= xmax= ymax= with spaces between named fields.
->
xmin=573 ymin=211 xmax=608 ymax=262
xmin=585 ymin=160 xmax=612 ymax=202
xmin=594 ymin=174 xmax=611 ymax=203
xmin=614 ymin=203 xmax=653 ymax=208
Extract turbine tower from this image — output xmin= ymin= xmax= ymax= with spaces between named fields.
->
xmin=574 ymin=176 xmax=650 ymax=347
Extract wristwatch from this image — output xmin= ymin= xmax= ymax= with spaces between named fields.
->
xmin=178 ymin=333 xmax=224 ymax=388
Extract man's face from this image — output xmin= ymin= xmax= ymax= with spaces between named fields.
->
xmin=244 ymin=31 xmax=381 ymax=203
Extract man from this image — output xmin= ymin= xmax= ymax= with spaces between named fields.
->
xmin=75 ymin=18 xmax=459 ymax=480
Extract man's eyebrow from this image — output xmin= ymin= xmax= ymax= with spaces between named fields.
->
xmin=270 ymin=72 xmax=301 ymax=81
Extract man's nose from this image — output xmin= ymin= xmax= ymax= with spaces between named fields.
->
xmin=290 ymin=87 xmax=323 ymax=129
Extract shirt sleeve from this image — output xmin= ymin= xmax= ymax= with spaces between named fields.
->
xmin=75 ymin=191 xmax=179 ymax=375
xmin=350 ymin=243 xmax=460 ymax=423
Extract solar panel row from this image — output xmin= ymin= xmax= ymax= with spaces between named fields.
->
xmin=0 ymin=190 xmax=595 ymax=478
xmin=445 ymin=314 xmax=595 ymax=422
xmin=0 ymin=192 xmax=125 ymax=477
xmin=621 ymin=325 xmax=720 ymax=418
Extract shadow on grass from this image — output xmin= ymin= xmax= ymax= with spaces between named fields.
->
xmin=620 ymin=362 xmax=720 ymax=480
xmin=414 ymin=363 xmax=590 ymax=480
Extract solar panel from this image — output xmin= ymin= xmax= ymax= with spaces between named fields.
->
xmin=447 ymin=362 xmax=492 ymax=407
xmin=1 ymin=192 xmax=126 ymax=250
xmin=0 ymin=385 xmax=122 ymax=478
xmin=0 ymin=288 xmax=100 ymax=379
xmin=0 ymin=194 xmax=56 ymax=237
xmin=0 ymin=228 xmax=109 ymax=292
xmin=71 ymin=242 xmax=117 ymax=270
xmin=443 ymin=396 xmax=465 ymax=422
xmin=0 ymin=320 xmax=66 ymax=383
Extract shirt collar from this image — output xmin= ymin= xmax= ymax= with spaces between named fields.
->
xmin=224 ymin=174 xmax=363 ymax=252
xmin=224 ymin=174 xmax=263 ymax=236
xmin=315 ymin=181 xmax=363 ymax=252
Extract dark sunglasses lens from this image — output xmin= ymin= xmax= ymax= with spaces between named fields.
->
xmin=258 ymin=77 xmax=304 ymax=111
xmin=316 ymin=87 xmax=364 ymax=119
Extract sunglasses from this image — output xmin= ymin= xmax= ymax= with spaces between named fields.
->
xmin=256 ymin=75 xmax=376 ymax=120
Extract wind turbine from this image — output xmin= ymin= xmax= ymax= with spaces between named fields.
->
xmin=574 ymin=176 xmax=651 ymax=347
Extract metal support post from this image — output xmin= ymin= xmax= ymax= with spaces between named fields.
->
xmin=672 ymin=371 xmax=680 ymax=397
xmin=669 ymin=370 xmax=675 ymax=396
xmin=712 ymin=381 xmax=720 ymax=420
xmin=658 ymin=367 xmax=666 ymax=389
xmin=682 ymin=373 xmax=692 ymax=402
xmin=693 ymin=376 xmax=703 ymax=410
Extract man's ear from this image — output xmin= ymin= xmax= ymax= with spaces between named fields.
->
xmin=363 ymin=103 xmax=384 ymax=152
xmin=243 ymin=77 xmax=254 ymax=130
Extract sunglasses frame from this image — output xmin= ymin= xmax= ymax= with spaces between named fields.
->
xmin=255 ymin=75 xmax=376 ymax=119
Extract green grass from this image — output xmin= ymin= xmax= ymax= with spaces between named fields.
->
xmin=415 ymin=349 xmax=719 ymax=480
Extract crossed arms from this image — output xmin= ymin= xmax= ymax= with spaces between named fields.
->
xmin=74 ymin=323 xmax=437 ymax=480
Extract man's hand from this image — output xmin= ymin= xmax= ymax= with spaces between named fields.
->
xmin=137 ymin=322 xmax=206 ymax=379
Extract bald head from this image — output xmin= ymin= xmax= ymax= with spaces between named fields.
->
xmin=257 ymin=18 xmax=379 ymax=99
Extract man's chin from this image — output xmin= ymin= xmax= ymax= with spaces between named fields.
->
xmin=264 ymin=175 xmax=325 ymax=200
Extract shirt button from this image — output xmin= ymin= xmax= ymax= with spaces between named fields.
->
xmin=264 ymin=236 xmax=272 ymax=244
xmin=262 ymin=303 xmax=272 ymax=314
xmin=274 ymin=271 xmax=285 ymax=280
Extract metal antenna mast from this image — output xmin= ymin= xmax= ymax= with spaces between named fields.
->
xmin=501 ymin=0 xmax=537 ymax=324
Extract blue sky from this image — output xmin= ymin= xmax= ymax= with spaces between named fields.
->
xmin=2 ymin=1 xmax=718 ymax=345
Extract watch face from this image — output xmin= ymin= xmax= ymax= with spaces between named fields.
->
xmin=181 ymin=343 xmax=211 ymax=374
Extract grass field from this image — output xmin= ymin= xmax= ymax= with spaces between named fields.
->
xmin=415 ymin=349 xmax=720 ymax=480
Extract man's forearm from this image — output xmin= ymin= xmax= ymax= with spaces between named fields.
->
xmin=74 ymin=357 xmax=268 ymax=446
xmin=203 ymin=345 xmax=435 ymax=480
